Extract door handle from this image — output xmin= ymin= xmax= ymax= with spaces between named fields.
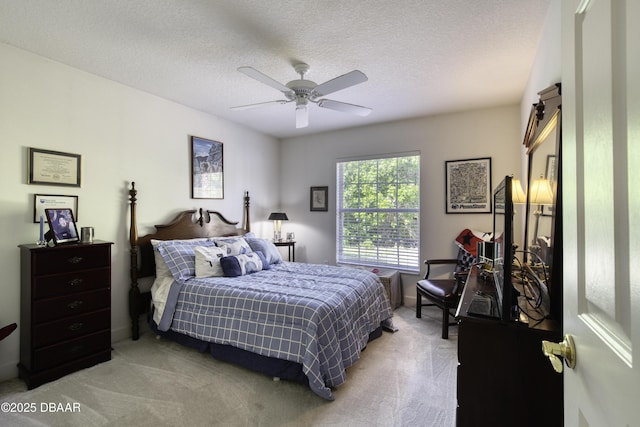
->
xmin=541 ymin=334 xmax=576 ymax=373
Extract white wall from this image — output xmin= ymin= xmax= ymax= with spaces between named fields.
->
xmin=0 ymin=42 xmax=280 ymax=380
xmin=277 ymin=0 xmax=562 ymax=308
xmin=280 ymin=105 xmax=523 ymax=304
xmin=520 ymin=0 xmax=562 ymax=165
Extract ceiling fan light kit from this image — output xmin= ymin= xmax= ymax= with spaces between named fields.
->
xmin=232 ymin=62 xmax=371 ymax=129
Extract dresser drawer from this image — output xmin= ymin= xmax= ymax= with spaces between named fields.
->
xmin=32 ymin=267 xmax=110 ymax=299
xmin=33 ymin=309 xmax=110 ymax=348
xmin=32 ymin=244 xmax=111 ymax=275
xmin=33 ymin=289 xmax=110 ymax=323
xmin=32 ymin=330 xmax=110 ymax=371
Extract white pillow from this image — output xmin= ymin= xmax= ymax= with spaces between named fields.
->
xmin=194 ymin=246 xmax=227 ymax=278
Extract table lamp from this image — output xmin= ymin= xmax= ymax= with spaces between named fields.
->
xmin=268 ymin=212 xmax=288 ymax=241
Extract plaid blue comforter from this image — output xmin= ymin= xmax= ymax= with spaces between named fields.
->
xmin=159 ymin=262 xmax=393 ymax=400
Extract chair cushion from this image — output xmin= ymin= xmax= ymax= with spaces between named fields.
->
xmin=417 ymin=279 xmax=458 ymax=300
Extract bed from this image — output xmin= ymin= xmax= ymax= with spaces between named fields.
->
xmin=127 ymin=183 xmax=394 ymax=400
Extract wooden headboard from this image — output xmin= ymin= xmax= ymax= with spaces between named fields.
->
xmin=127 ymin=182 xmax=250 ymax=340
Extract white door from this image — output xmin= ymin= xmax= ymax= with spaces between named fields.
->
xmin=561 ymin=0 xmax=640 ymax=425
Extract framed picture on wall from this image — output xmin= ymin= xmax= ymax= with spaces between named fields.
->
xmin=34 ymin=194 xmax=78 ymax=223
xmin=445 ymin=157 xmax=492 ymax=214
xmin=28 ymin=148 xmax=81 ymax=187
xmin=191 ymin=136 xmax=224 ymax=199
xmin=310 ymin=186 xmax=328 ymax=211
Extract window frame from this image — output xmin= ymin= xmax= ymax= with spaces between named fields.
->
xmin=336 ymin=152 xmax=420 ymax=273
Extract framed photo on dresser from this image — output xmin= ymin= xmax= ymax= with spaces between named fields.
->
xmin=44 ymin=208 xmax=79 ymax=244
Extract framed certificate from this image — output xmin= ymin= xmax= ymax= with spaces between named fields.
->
xmin=28 ymin=148 xmax=81 ymax=187
xmin=34 ymin=194 xmax=78 ymax=223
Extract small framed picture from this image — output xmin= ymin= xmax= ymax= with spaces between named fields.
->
xmin=34 ymin=194 xmax=78 ymax=223
xmin=310 ymin=186 xmax=328 ymax=211
xmin=45 ymin=208 xmax=79 ymax=245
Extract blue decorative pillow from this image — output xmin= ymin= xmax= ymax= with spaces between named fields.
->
xmin=245 ymin=237 xmax=283 ymax=265
xmin=158 ymin=242 xmax=216 ymax=281
xmin=214 ymin=237 xmax=253 ymax=256
xmin=254 ymin=251 xmax=270 ymax=270
xmin=220 ymin=251 xmax=268 ymax=277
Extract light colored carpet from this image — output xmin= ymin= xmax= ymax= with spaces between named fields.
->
xmin=0 ymin=306 xmax=457 ymax=427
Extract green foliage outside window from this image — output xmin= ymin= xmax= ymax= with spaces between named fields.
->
xmin=337 ymin=154 xmax=420 ymax=271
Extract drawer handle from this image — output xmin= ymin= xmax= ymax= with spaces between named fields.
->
xmin=68 ymin=278 xmax=84 ymax=287
xmin=67 ymin=256 xmax=84 ymax=264
xmin=68 ymin=322 xmax=84 ymax=331
xmin=67 ymin=300 xmax=84 ymax=310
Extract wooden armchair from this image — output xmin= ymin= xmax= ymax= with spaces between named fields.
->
xmin=416 ymin=248 xmax=476 ymax=339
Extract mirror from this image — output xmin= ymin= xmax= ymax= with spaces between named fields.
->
xmin=522 ymin=84 xmax=561 ymax=272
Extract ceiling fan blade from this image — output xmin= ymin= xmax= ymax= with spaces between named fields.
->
xmin=313 ymin=70 xmax=368 ymax=96
xmin=230 ymin=100 xmax=290 ymax=111
xmin=296 ymin=105 xmax=309 ymax=128
xmin=317 ymin=99 xmax=372 ymax=117
xmin=238 ymin=66 xmax=294 ymax=95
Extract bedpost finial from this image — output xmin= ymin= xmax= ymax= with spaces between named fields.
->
xmin=129 ymin=182 xmax=137 ymax=203
xmin=243 ymin=191 xmax=251 ymax=232
xmin=198 ymin=208 xmax=205 ymax=227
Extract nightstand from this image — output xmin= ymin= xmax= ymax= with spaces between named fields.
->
xmin=347 ymin=266 xmax=403 ymax=309
xmin=273 ymin=240 xmax=295 ymax=261
xmin=18 ymin=241 xmax=113 ymax=389
xmin=373 ymin=268 xmax=403 ymax=309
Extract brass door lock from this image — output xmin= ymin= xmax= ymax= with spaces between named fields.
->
xmin=542 ymin=334 xmax=576 ymax=373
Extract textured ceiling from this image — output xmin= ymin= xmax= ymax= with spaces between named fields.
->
xmin=0 ymin=0 xmax=551 ymax=139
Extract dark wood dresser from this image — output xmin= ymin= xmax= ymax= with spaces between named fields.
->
xmin=455 ymin=266 xmax=563 ymax=427
xmin=18 ymin=241 xmax=113 ymax=389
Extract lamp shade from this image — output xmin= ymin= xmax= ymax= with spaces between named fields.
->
xmin=529 ymin=177 xmax=554 ymax=205
xmin=511 ymin=179 xmax=527 ymax=204
xmin=268 ymin=212 xmax=288 ymax=221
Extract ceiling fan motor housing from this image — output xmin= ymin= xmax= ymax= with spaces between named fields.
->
xmin=286 ymin=79 xmax=317 ymax=104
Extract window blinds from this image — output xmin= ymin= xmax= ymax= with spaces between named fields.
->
xmin=336 ymin=153 xmax=420 ymax=272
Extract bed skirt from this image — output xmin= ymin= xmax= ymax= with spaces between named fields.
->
xmin=149 ymin=318 xmax=383 ymax=388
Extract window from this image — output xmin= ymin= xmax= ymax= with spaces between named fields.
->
xmin=336 ymin=153 xmax=420 ymax=272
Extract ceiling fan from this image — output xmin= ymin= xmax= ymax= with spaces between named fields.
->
xmin=231 ymin=63 xmax=372 ymax=128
